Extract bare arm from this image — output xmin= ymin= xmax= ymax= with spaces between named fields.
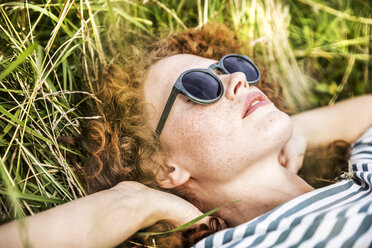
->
xmin=292 ymin=94 xmax=372 ymax=149
xmin=0 ymin=181 xmax=204 ymax=248
xmin=280 ymin=94 xmax=372 ymax=173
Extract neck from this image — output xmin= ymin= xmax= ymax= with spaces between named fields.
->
xmin=188 ymin=154 xmax=314 ymax=227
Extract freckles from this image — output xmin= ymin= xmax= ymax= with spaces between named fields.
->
xmin=251 ymin=109 xmax=281 ymax=133
xmin=174 ymin=114 xmax=209 ymax=151
xmin=255 ymin=117 xmax=270 ymax=133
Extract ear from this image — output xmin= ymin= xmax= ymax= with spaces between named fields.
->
xmin=158 ymin=162 xmax=191 ymax=189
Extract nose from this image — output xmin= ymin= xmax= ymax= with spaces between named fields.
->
xmin=223 ymin=72 xmax=248 ymax=100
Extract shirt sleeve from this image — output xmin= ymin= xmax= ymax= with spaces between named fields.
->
xmin=349 ymin=125 xmax=372 ymax=186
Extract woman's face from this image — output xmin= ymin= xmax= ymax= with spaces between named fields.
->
xmin=144 ymin=54 xmax=292 ymax=184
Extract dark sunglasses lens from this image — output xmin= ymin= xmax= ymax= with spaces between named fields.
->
xmin=223 ymin=56 xmax=258 ymax=81
xmin=182 ymin=72 xmax=221 ymax=100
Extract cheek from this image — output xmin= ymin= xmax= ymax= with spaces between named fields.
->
xmin=164 ymin=102 xmax=242 ymax=173
xmin=167 ymin=105 xmax=227 ymax=154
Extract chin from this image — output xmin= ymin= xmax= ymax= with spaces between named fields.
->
xmin=257 ymin=106 xmax=293 ymax=148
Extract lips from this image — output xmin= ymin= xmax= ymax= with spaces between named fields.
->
xmin=242 ymin=91 xmax=271 ymax=118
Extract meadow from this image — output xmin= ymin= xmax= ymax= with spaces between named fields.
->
xmin=0 ymin=0 xmax=371 ymax=244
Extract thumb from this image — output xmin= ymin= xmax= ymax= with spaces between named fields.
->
xmin=278 ymin=150 xmax=287 ymax=166
xmin=286 ymin=153 xmax=305 ymax=174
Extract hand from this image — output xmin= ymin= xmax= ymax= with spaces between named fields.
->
xmin=113 ymin=181 xmax=215 ymax=228
xmin=279 ymin=127 xmax=307 ymax=174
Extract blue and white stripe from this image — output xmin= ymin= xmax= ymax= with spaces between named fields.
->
xmin=194 ymin=126 xmax=372 ymax=248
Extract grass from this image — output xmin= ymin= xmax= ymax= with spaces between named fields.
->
xmin=0 ymin=0 xmax=371 ymax=243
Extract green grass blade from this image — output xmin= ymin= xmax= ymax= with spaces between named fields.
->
xmin=0 ymin=190 xmax=66 ymax=204
xmin=0 ymin=44 xmax=36 ymax=81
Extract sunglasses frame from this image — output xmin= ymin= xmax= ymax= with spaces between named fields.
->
xmin=155 ymin=54 xmax=261 ymax=135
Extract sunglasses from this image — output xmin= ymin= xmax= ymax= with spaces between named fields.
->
xmin=156 ymin=54 xmax=261 ymax=135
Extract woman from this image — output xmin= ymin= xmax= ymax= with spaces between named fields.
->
xmin=0 ymin=24 xmax=371 ymax=248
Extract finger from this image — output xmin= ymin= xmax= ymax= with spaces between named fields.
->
xmin=278 ymin=152 xmax=287 ymax=167
xmin=286 ymin=154 xmax=305 ymax=174
xmin=169 ymin=200 xmax=208 ymax=226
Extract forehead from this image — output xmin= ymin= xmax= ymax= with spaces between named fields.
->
xmin=143 ymin=54 xmax=217 ymax=125
xmin=145 ymin=54 xmax=217 ymax=92
xmin=148 ymin=54 xmax=217 ymax=81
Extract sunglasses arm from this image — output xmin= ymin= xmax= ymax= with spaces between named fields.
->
xmin=155 ymin=87 xmax=179 ymax=135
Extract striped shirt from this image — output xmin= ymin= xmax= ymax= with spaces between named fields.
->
xmin=194 ymin=127 xmax=372 ymax=248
